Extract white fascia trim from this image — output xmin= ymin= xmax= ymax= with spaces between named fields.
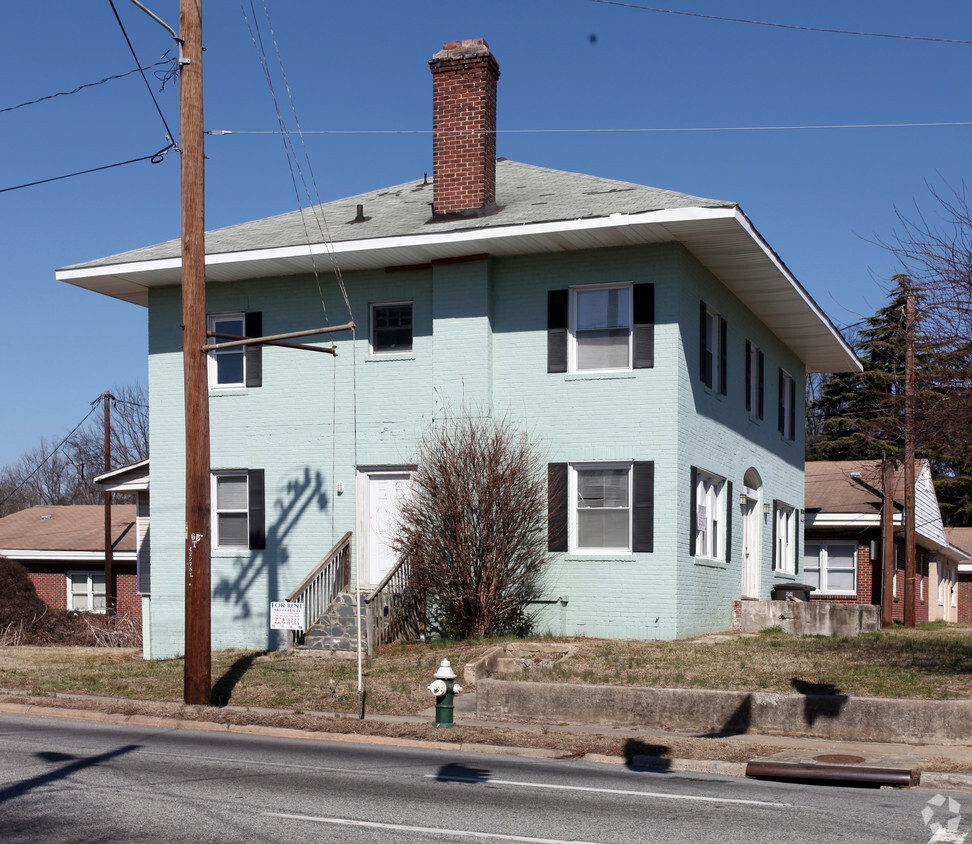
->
xmin=3 ymin=550 xmax=137 ymax=562
xmin=94 ymin=459 xmax=149 ymax=484
xmin=804 ymin=513 xmax=884 ymax=528
xmin=731 ymin=207 xmax=861 ymax=372
xmin=55 ymin=206 xmax=740 ymax=283
xmin=959 ymin=564 xmax=972 ymax=573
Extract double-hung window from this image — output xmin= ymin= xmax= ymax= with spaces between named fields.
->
xmin=212 ymin=470 xmax=266 ymax=550
xmin=207 ymin=312 xmax=263 ymax=390
xmin=690 ymin=467 xmax=726 ymax=561
xmin=745 ymin=340 xmax=764 ymax=419
xmin=778 ymin=369 xmax=796 ymax=441
xmin=68 ymin=572 xmax=106 ymax=612
xmin=699 ymin=301 xmax=727 ymax=394
xmin=773 ymin=501 xmax=798 ymax=573
xmin=547 ymin=283 xmax=654 ymax=373
xmin=547 ymin=461 xmax=654 ymax=554
xmin=370 ymin=301 xmax=413 ymax=354
xmin=804 ymin=542 xmax=855 ymax=593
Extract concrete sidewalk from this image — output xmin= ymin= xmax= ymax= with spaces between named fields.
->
xmin=4 ymin=688 xmax=969 ymax=791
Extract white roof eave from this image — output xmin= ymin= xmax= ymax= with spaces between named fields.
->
xmin=57 ymin=206 xmax=860 ymax=373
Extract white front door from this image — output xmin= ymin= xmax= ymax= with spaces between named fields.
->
xmin=362 ymin=471 xmax=412 ymax=587
xmin=742 ymin=497 xmax=760 ymax=599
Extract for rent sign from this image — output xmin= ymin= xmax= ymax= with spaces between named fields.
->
xmin=270 ymin=601 xmax=304 ymax=631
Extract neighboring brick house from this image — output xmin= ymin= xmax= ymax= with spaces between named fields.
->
xmin=945 ymin=527 xmax=972 ymax=624
xmin=804 ymin=460 xmax=968 ymax=622
xmin=57 ymin=39 xmax=859 ymax=658
xmin=0 ymin=505 xmax=140 ymax=620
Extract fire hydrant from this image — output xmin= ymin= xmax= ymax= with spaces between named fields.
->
xmin=428 ymin=658 xmax=462 ymax=727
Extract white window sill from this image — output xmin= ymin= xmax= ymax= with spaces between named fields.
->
xmin=564 ymin=371 xmax=636 ymax=382
xmin=367 ymin=353 xmax=415 ymax=363
xmin=567 ymin=551 xmax=633 ymax=559
xmin=209 ymin=388 xmax=247 ymax=396
xmin=694 ymin=557 xmax=726 ymax=569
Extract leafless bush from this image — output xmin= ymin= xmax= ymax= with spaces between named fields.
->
xmin=393 ymin=410 xmax=549 ymax=638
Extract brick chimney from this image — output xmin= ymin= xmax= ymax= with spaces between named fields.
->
xmin=429 ymin=38 xmax=500 ymax=217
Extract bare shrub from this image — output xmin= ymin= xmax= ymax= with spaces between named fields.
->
xmin=393 ymin=410 xmax=549 ymax=638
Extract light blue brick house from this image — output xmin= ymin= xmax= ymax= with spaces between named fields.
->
xmin=58 ymin=39 xmax=858 ymax=658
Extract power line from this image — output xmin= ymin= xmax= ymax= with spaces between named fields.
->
xmin=585 ymin=1 xmax=972 ymax=45
xmin=205 ymin=121 xmax=972 ymax=136
xmin=108 ymin=0 xmax=177 ymax=145
xmin=0 ymin=144 xmax=173 ymax=194
xmin=0 ymin=59 xmax=173 ymax=115
xmin=0 ymin=399 xmax=102 ymax=510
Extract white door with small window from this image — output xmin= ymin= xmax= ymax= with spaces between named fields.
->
xmin=358 ymin=470 xmax=412 ymax=588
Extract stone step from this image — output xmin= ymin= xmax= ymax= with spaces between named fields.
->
xmin=294 ymin=591 xmax=367 ymax=656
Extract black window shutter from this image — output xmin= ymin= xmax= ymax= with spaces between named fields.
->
xmin=633 ymin=283 xmax=654 ymax=369
xmin=745 ymin=340 xmax=752 ymax=412
xmin=248 ymin=469 xmax=266 ymax=550
xmin=794 ymin=512 xmax=801 ymax=573
xmin=547 ymin=463 xmax=568 ymax=552
xmin=788 ymin=374 xmax=797 ymax=440
xmin=699 ymin=301 xmax=711 ymax=386
xmin=757 ymin=350 xmax=765 ymax=420
xmin=547 ymin=290 xmax=568 ymax=373
xmin=632 ymin=461 xmax=654 ymax=553
xmin=689 ymin=466 xmax=698 ymax=556
xmin=725 ymin=480 xmax=733 ymax=564
xmin=719 ymin=317 xmax=728 ymax=395
xmin=771 ymin=500 xmax=779 ymax=570
xmin=245 ymin=312 xmax=263 ymax=388
xmin=777 ymin=369 xmax=785 ymax=435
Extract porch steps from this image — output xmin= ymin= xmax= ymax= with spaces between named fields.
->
xmin=296 ymin=592 xmax=367 ymax=657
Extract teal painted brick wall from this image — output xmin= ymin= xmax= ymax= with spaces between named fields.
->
xmin=146 ymin=242 xmax=811 ymax=656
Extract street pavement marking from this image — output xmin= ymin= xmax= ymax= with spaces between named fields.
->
xmin=263 ymin=812 xmax=603 ymax=843
xmin=427 ymin=774 xmax=792 ymax=808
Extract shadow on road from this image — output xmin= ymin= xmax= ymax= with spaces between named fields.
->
xmin=0 ymin=744 xmax=141 ymax=804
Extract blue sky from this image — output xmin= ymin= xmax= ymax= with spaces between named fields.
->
xmin=2 ymin=1 xmax=969 ymax=468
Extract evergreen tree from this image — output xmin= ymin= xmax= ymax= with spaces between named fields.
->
xmin=809 ymin=276 xmax=972 ymax=525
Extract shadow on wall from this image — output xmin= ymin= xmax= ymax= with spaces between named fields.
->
xmin=212 ymin=467 xmax=328 ymax=651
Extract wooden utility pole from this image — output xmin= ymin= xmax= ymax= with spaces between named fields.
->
xmin=903 ymin=293 xmax=916 ymax=628
xmin=180 ymin=0 xmax=211 ymax=705
xmin=103 ymin=391 xmax=116 ymax=614
xmin=881 ymin=452 xmax=894 ymax=627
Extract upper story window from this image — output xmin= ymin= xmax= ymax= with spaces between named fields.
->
xmin=745 ymin=340 xmax=764 ymax=420
xmin=778 ymin=369 xmax=796 ymax=441
xmin=699 ymin=301 xmax=727 ymax=394
xmin=691 ymin=467 xmax=725 ymax=561
xmin=212 ymin=469 xmax=266 ymax=551
xmin=207 ymin=312 xmax=262 ymax=390
xmin=371 ymin=301 xmax=413 ymax=354
xmin=805 ymin=542 xmax=856 ymax=593
xmin=547 ymin=284 xmax=654 ymax=374
xmin=773 ymin=501 xmax=798 ymax=574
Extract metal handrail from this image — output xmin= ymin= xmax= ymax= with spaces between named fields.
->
xmin=286 ymin=531 xmax=352 ymax=647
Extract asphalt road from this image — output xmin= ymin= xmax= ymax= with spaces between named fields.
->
xmin=0 ymin=713 xmax=962 ymax=843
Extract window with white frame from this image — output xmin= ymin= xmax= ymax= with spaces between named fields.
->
xmin=773 ymin=502 xmax=797 ymax=573
xmin=370 ymin=301 xmax=413 ymax=354
xmin=693 ymin=469 xmax=725 ymax=560
xmin=571 ymin=463 xmax=631 ymax=552
xmin=572 ymin=284 xmax=632 ymax=372
xmin=68 ymin=572 xmax=106 ymax=613
xmin=745 ymin=340 xmax=763 ymax=419
xmin=208 ymin=312 xmax=246 ymax=388
xmin=804 ymin=542 xmax=856 ymax=593
xmin=212 ymin=470 xmax=266 ymax=550
xmin=699 ymin=302 xmax=725 ymax=393
xmin=778 ymin=369 xmax=796 ymax=441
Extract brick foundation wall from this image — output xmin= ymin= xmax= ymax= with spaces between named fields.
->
xmin=958 ymin=574 xmax=972 ymax=624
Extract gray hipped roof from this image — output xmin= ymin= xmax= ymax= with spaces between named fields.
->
xmin=64 ymin=160 xmax=733 ymax=269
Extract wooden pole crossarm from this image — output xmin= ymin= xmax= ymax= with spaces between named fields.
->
xmin=205 ymin=331 xmax=337 ymax=356
xmin=201 ymin=321 xmax=355 ymax=351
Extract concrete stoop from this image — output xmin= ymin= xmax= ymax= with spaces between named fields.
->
xmin=295 ymin=592 xmax=366 ymax=658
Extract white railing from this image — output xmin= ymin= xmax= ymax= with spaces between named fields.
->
xmin=286 ymin=531 xmax=352 ymax=647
